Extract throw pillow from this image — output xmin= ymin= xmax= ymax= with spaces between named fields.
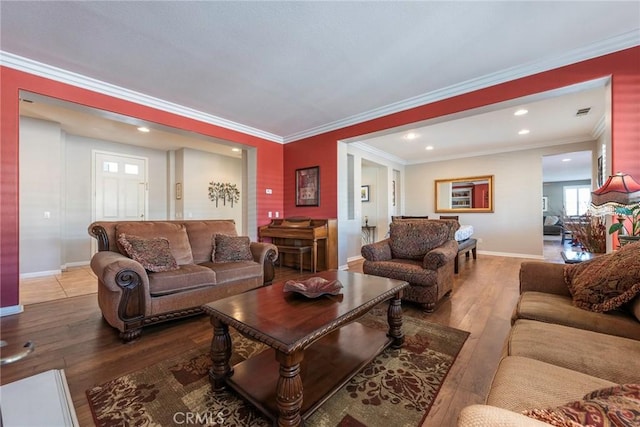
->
xmin=564 ymin=241 xmax=640 ymax=312
xmin=212 ymin=234 xmax=253 ymax=263
xmin=117 ymin=234 xmax=179 ymax=272
xmin=522 ymin=384 xmax=640 ymax=427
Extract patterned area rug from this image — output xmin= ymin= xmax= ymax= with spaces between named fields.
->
xmin=87 ymin=305 xmax=469 ymax=427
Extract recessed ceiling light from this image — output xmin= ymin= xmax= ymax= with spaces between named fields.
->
xmin=514 ymin=109 xmax=528 ymax=116
xmin=137 ymin=126 xmax=150 ymax=133
xmin=404 ymin=132 xmax=418 ymax=140
xmin=562 ymin=158 xmax=572 ymax=162
xmin=425 ymin=146 xmax=434 ymax=150
xmin=518 ymin=129 xmax=530 ymax=135
xmin=231 ymin=148 xmax=241 ymax=152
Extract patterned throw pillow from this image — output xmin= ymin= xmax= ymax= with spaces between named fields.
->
xmin=564 ymin=241 xmax=640 ymax=312
xmin=523 ymin=384 xmax=640 ymax=427
xmin=117 ymin=234 xmax=179 ymax=272
xmin=212 ymin=234 xmax=253 ymax=263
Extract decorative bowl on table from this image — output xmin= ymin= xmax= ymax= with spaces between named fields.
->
xmin=283 ymin=277 xmax=343 ymax=298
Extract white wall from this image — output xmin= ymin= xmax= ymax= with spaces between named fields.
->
xmin=180 ymin=148 xmax=243 ymax=225
xmin=338 ymin=143 xmax=404 ymax=266
xmin=405 ymin=140 xmax=597 ymax=258
xmin=20 ymin=117 xmax=63 ymax=275
xmin=19 ymin=117 xmax=244 ymax=276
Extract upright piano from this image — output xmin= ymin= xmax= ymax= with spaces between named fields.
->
xmin=258 ymin=217 xmax=338 ymax=272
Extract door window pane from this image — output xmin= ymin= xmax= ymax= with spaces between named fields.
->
xmin=124 ymin=164 xmax=139 ymax=175
xmin=103 ymin=161 xmax=118 ymax=173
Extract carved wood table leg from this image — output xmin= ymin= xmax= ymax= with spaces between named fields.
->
xmin=275 ymin=350 xmax=304 ymax=427
xmin=208 ymin=318 xmax=232 ymax=391
xmin=387 ymin=292 xmax=405 ymax=349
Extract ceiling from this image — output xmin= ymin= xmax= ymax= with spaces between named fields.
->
xmin=3 ymin=1 xmax=639 ymax=179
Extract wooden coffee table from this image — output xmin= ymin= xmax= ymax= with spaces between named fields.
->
xmin=202 ymin=270 xmax=409 ymax=427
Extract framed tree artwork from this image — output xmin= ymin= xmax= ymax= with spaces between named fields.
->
xmin=295 ymin=166 xmax=320 ymax=206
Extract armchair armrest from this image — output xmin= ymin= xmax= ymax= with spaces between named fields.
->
xmin=423 ymin=239 xmax=458 ymax=270
xmin=250 ymin=241 xmax=278 ymax=285
xmin=361 ymin=239 xmax=392 ymax=261
xmin=519 ymin=262 xmax=570 ymax=296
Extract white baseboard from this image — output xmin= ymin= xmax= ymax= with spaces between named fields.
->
xmin=0 ymin=304 xmax=24 ymax=317
xmin=347 ymin=255 xmax=364 ymax=263
xmin=61 ymin=260 xmax=90 ymax=269
xmin=19 ymin=269 xmax=62 ymax=279
xmin=478 ymin=250 xmax=544 ymax=260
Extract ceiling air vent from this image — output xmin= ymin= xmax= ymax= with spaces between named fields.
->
xmin=576 ymin=107 xmax=591 ymax=117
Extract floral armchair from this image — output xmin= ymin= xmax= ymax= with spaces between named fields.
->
xmin=361 ymin=219 xmax=459 ymax=312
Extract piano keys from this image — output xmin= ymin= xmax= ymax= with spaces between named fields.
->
xmin=258 ymin=217 xmax=338 ymax=272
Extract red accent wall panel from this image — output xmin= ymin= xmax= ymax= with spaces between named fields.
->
xmin=0 ymin=67 xmax=283 ymax=308
xmin=284 ymin=47 xmax=640 ymax=219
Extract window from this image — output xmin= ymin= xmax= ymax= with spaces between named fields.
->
xmin=564 ymin=185 xmax=591 ymax=216
xmin=103 ymin=161 xmax=118 ymax=173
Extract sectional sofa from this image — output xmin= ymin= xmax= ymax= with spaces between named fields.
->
xmin=458 ymin=242 xmax=640 ymax=426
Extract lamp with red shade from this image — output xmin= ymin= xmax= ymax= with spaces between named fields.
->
xmin=590 ymin=172 xmax=640 ymax=245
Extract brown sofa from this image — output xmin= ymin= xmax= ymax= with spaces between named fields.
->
xmin=361 ymin=219 xmax=459 ymax=312
xmin=458 ymin=247 xmax=640 ymax=426
xmin=88 ymin=220 xmax=278 ymax=342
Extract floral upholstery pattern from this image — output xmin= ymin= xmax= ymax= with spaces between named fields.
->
xmin=389 ymin=221 xmax=450 ymax=259
xmin=523 ymin=384 xmax=640 ymax=427
xmin=565 ymin=241 xmax=640 ymax=312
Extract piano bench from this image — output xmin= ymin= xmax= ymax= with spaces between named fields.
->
xmin=276 ymin=245 xmax=313 ymax=273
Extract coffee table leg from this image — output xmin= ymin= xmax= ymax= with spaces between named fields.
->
xmin=275 ymin=350 xmax=304 ymax=427
xmin=387 ymin=292 xmax=404 ymax=349
xmin=208 ymin=317 xmax=232 ymax=391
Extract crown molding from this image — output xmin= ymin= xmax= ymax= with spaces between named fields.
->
xmin=0 ymin=51 xmax=284 ymax=144
xmin=349 ymin=142 xmax=408 ymax=165
xmin=283 ymin=30 xmax=639 ymax=143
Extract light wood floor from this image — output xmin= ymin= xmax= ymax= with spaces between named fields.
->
xmin=4 ymin=242 xmax=567 ymax=427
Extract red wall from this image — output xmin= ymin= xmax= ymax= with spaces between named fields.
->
xmin=283 ymin=47 xmax=640 ymax=219
xmin=0 ymin=67 xmax=283 ymax=309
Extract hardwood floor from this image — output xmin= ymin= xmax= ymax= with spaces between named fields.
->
xmin=3 ymin=243 xmax=567 ymax=426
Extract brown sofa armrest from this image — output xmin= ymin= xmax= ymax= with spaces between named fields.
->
xmin=361 ymin=239 xmax=392 ymax=261
xmin=519 ymin=262 xmax=570 ymax=297
xmin=423 ymin=239 xmax=458 ymax=270
xmin=90 ymin=251 xmax=150 ymax=327
xmin=250 ymin=241 xmax=278 ymax=285
xmin=458 ymin=405 xmax=551 ymax=427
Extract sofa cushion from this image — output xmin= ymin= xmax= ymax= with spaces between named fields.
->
xmin=148 ymin=264 xmax=217 ymax=296
xmin=544 ymin=215 xmax=560 ymax=226
xmin=389 ymin=220 xmax=449 ymax=260
xmin=522 ymin=384 xmax=640 ymax=427
xmin=117 ymin=234 xmax=179 ymax=272
xmin=565 ymin=241 xmax=640 ymax=312
xmin=183 ymin=220 xmax=238 ymax=264
xmin=508 ymin=319 xmax=640 ymax=384
xmin=200 ymin=260 xmax=262 ymax=283
xmin=487 ymin=356 xmax=616 ymax=412
xmin=116 ymin=222 xmax=194 ymax=265
xmin=213 ymin=234 xmax=253 ymax=262
xmin=362 ymin=259 xmax=436 ymax=287
xmin=512 ymin=291 xmax=640 ymax=340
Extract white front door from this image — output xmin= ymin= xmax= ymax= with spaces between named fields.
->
xmin=94 ymin=151 xmax=148 ymax=223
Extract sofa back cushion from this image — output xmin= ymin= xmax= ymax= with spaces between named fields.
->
xmin=115 ymin=222 xmax=194 ymax=265
xmin=389 ymin=220 xmax=450 ymax=260
xmin=183 ymin=220 xmax=238 ymax=264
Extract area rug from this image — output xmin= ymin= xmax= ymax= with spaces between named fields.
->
xmin=87 ymin=305 xmax=469 ymax=427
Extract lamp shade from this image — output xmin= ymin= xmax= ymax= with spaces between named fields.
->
xmin=591 ymin=173 xmax=640 ymax=207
